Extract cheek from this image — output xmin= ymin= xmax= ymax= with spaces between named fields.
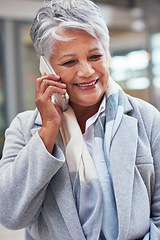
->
xmin=60 ymin=73 xmax=75 ymax=94
xmin=105 ymin=68 xmax=109 ymax=83
xmin=98 ymin=57 xmax=109 ymax=73
xmin=59 ymin=70 xmax=73 ymax=85
xmin=99 ymin=63 xmax=109 ymax=85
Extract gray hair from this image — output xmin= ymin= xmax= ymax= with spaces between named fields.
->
xmin=30 ymin=0 xmax=110 ymax=60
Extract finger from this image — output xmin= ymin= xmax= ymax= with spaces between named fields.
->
xmin=42 ymin=72 xmax=47 ymax=77
xmin=40 ymin=74 xmax=60 ymax=81
xmin=39 ymin=80 xmax=67 ymax=98
xmin=36 ymin=73 xmax=60 ymax=88
xmin=36 ymin=77 xmax=43 ymax=95
xmin=44 ymin=85 xmax=67 ymax=99
xmin=36 ymin=73 xmax=62 ymax=93
xmin=43 ymin=79 xmax=66 ymax=89
xmin=36 ymin=77 xmax=48 ymax=95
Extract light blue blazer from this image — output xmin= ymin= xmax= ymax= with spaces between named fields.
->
xmin=0 ymin=93 xmax=160 ymax=240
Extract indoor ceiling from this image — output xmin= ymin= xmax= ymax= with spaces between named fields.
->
xmin=94 ymin=0 xmax=146 ymax=8
xmin=29 ymin=0 xmax=146 ymax=9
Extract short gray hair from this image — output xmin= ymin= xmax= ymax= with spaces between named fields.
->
xmin=30 ymin=0 xmax=110 ymax=60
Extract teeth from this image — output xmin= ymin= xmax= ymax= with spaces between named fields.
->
xmin=77 ymin=80 xmax=97 ymax=87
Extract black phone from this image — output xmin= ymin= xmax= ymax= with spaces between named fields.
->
xmin=39 ymin=56 xmax=69 ymax=111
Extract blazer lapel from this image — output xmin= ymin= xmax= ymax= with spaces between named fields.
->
xmin=51 ymin=163 xmax=86 ymax=240
xmin=110 ymin=113 xmax=138 ymax=239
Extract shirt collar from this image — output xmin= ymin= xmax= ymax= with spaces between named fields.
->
xmin=85 ymin=94 xmax=106 ymax=131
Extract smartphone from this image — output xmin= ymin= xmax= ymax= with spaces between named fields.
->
xmin=39 ymin=56 xmax=69 ymax=111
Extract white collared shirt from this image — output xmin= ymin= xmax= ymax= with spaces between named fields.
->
xmin=83 ymin=95 xmax=106 ymax=156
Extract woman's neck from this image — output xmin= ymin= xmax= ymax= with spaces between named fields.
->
xmin=70 ymin=100 xmax=102 ymax=134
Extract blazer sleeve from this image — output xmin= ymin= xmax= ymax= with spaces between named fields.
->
xmin=0 ymin=113 xmax=65 ymax=230
xmin=143 ymin=107 xmax=160 ymax=239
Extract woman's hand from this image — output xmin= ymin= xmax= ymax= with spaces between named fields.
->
xmin=35 ymin=73 xmax=67 ymax=153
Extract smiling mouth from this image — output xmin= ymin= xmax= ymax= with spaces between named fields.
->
xmin=75 ymin=79 xmax=98 ymax=87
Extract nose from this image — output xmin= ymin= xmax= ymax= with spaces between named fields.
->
xmin=77 ymin=61 xmax=95 ymax=78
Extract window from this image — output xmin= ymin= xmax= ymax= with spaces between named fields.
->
xmin=17 ymin=23 xmax=39 ymax=111
xmin=0 ymin=21 xmax=40 ymax=158
xmin=151 ymin=33 xmax=160 ymax=109
xmin=110 ymin=49 xmax=150 ymax=102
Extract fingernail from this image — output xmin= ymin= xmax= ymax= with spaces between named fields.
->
xmin=42 ymin=72 xmax=46 ymax=76
xmin=55 ymin=75 xmax=60 ymax=79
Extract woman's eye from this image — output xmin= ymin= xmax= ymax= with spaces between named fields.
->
xmin=62 ymin=60 xmax=76 ymax=66
xmin=90 ymin=55 xmax=102 ymax=60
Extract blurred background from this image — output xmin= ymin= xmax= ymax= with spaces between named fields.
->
xmin=0 ymin=0 xmax=160 ymax=238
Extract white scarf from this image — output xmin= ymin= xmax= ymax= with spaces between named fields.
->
xmin=60 ymin=78 xmax=124 ymax=240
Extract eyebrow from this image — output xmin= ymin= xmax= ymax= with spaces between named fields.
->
xmin=89 ymin=47 xmax=101 ymax=53
xmin=59 ymin=48 xmax=102 ymax=60
xmin=59 ymin=54 xmax=76 ymax=60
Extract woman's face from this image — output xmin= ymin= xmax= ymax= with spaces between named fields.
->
xmin=50 ymin=30 xmax=109 ymax=109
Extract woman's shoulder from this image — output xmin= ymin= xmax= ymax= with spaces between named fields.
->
xmin=9 ymin=108 xmax=40 ymax=130
xmin=126 ymin=94 xmax=160 ymax=131
xmin=124 ymin=94 xmax=160 ymax=144
xmin=126 ymin=94 xmax=160 ymax=117
xmin=16 ymin=108 xmax=38 ymax=120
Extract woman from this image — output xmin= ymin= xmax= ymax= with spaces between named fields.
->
xmin=0 ymin=0 xmax=160 ymax=239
